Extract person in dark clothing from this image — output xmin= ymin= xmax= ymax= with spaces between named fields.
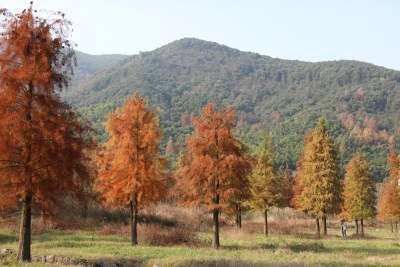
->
xmin=341 ymin=219 xmax=347 ymax=239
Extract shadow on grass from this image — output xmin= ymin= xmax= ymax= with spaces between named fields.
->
xmin=0 ymin=234 xmax=17 ymax=244
xmin=173 ymin=258 xmax=392 ymax=267
xmin=222 ymin=243 xmax=277 ymax=251
xmin=172 ymin=258 xmax=306 ymax=267
xmin=286 ymin=242 xmax=325 ymax=253
xmin=327 ymin=245 xmax=400 ymax=256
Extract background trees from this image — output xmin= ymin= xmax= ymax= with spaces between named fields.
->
xmin=0 ymin=5 xmax=94 ymax=261
xmin=292 ymin=118 xmax=342 ymax=236
xmin=247 ymin=138 xmax=285 ymax=236
xmin=176 ymin=103 xmax=251 ymax=248
xmin=342 ymin=153 xmax=376 ymax=236
xmin=96 ymin=93 xmax=170 ymax=246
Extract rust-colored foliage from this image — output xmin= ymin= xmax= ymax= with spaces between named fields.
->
xmin=283 ymin=165 xmax=294 ymax=207
xmin=96 ymin=93 xmax=170 ymax=245
xmin=165 ymin=136 xmax=176 ymax=155
xmin=0 ymin=5 xmax=94 ymax=261
xmin=176 ymin=103 xmax=251 ymax=248
xmin=377 ymin=140 xmax=400 ymax=224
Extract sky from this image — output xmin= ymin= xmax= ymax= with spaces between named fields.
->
xmin=1 ymin=0 xmax=400 ymax=70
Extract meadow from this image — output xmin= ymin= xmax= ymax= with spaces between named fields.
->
xmin=1 ymin=206 xmax=399 ymax=267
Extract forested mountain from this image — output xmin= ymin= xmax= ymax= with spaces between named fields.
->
xmin=66 ymin=38 xmax=400 ymax=181
xmin=71 ymin=51 xmax=129 ymax=87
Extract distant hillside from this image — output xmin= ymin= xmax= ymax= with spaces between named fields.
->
xmin=66 ymin=38 xmax=400 ymax=181
xmin=71 ymin=51 xmax=130 ymax=87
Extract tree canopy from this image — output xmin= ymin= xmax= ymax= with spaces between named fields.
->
xmin=176 ymin=103 xmax=251 ymax=248
xmin=292 ymin=118 xmax=342 ymax=235
xmin=96 ymin=92 xmax=170 ymax=245
xmin=0 ymin=5 xmax=94 ymax=261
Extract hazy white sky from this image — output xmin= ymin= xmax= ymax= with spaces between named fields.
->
xmin=2 ymin=0 xmax=400 ymax=70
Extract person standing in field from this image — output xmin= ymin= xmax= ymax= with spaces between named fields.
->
xmin=341 ymin=219 xmax=347 ymax=239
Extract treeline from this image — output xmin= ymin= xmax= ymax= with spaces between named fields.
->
xmin=97 ymin=93 xmax=397 ymax=248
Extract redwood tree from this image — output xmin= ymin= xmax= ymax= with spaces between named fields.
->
xmin=96 ymin=93 xmax=170 ymax=246
xmin=292 ymin=118 xmax=342 ymax=236
xmin=342 ymin=153 xmax=376 ymax=236
xmin=176 ymin=103 xmax=251 ymax=248
xmin=0 ymin=5 xmax=94 ymax=261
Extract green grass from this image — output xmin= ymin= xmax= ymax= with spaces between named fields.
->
xmin=1 ymin=225 xmax=400 ymax=266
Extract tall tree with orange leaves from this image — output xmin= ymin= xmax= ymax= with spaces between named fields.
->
xmin=96 ymin=93 xmax=170 ymax=246
xmin=0 ymin=5 xmax=94 ymax=261
xmin=176 ymin=103 xmax=251 ymax=248
xmin=378 ymin=137 xmax=400 ymax=231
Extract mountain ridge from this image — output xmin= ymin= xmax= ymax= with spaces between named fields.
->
xmin=68 ymin=38 xmax=400 ymax=181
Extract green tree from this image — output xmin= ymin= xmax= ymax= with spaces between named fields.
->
xmin=342 ymin=153 xmax=376 ymax=236
xmin=247 ymin=138 xmax=285 ymax=236
xmin=293 ymin=118 xmax=342 ymax=236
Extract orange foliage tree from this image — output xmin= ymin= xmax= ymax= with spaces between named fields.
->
xmin=165 ymin=136 xmax=176 ymax=155
xmin=378 ymin=138 xmax=400 ymax=231
xmin=96 ymin=93 xmax=171 ymax=246
xmin=0 ymin=5 xmax=94 ymax=261
xmin=176 ymin=103 xmax=251 ymax=248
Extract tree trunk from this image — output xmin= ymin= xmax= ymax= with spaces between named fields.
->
xmin=40 ymin=199 xmax=45 ymax=222
xmin=17 ymin=194 xmax=32 ymax=262
xmin=264 ymin=208 xmax=268 ymax=236
xmin=18 ymin=83 xmax=33 ymax=262
xmin=355 ymin=219 xmax=359 ymax=235
xmin=322 ymin=214 xmax=327 ymax=235
xmin=212 ymin=208 xmax=220 ymax=249
xmin=130 ymin=197 xmax=138 ymax=246
xmin=361 ymin=218 xmax=364 ymax=237
xmin=390 ymin=220 xmax=393 ymax=233
xmin=236 ymin=203 xmax=242 ymax=228
xmin=315 ymin=218 xmax=320 ymax=237
xmin=396 ymin=221 xmax=398 ymax=233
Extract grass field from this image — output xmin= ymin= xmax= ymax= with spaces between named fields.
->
xmin=1 ymin=208 xmax=400 ymax=266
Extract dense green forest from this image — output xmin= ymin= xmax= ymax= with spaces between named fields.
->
xmin=66 ymin=38 xmax=400 ymax=181
xmin=70 ymin=51 xmax=129 ymax=87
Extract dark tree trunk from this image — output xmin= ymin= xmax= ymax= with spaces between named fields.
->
xmin=390 ymin=220 xmax=393 ymax=233
xmin=396 ymin=221 xmax=398 ymax=233
xmin=18 ymin=84 xmax=33 ymax=262
xmin=236 ymin=203 xmax=242 ymax=228
xmin=82 ymin=199 xmax=89 ymax=222
xmin=82 ymin=205 xmax=88 ymax=222
xmin=212 ymin=208 xmax=220 ymax=249
xmin=40 ymin=199 xmax=45 ymax=222
xmin=322 ymin=214 xmax=327 ymax=235
xmin=264 ymin=208 xmax=268 ymax=236
xmin=17 ymin=194 xmax=32 ymax=261
xmin=361 ymin=218 xmax=364 ymax=237
xmin=315 ymin=218 xmax=320 ymax=238
xmin=130 ymin=197 xmax=138 ymax=246
xmin=355 ymin=219 xmax=359 ymax=235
